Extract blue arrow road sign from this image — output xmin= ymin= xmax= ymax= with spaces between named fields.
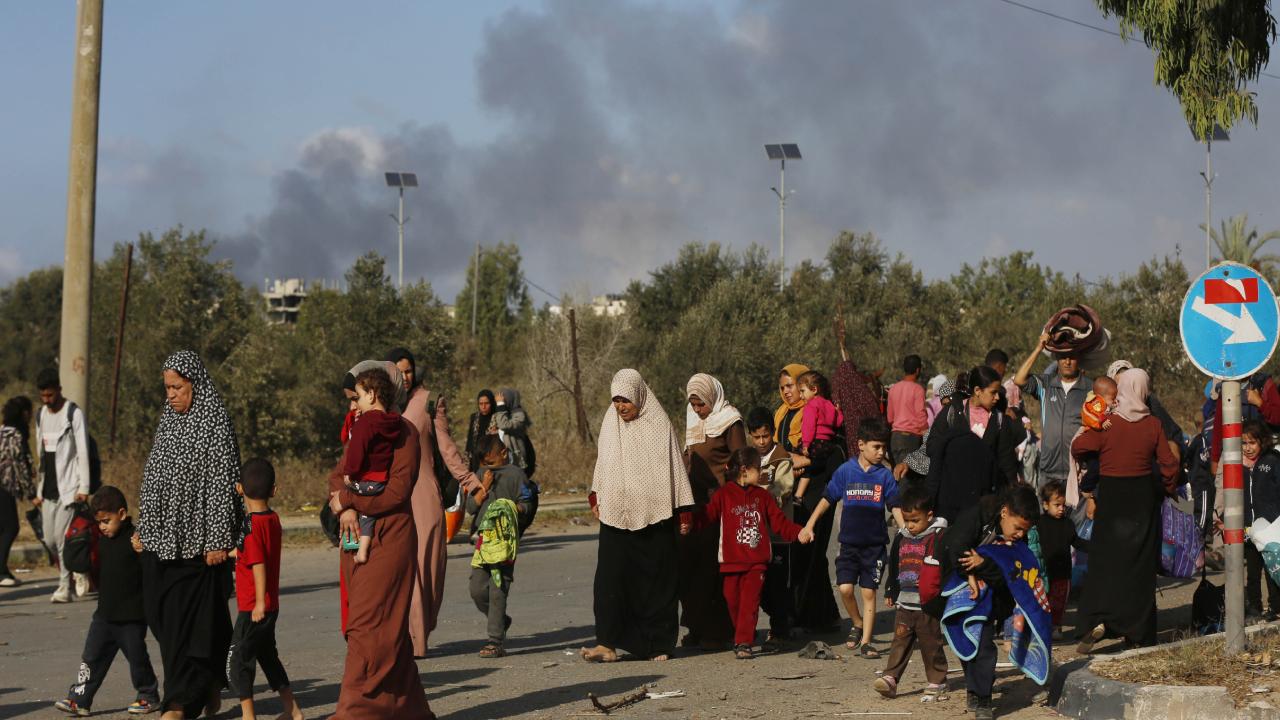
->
xmin=1180 ymin=262 xmax=1280 ymax=380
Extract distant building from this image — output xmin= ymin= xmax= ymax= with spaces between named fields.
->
xmin=263 ymin=278 xmax=307 ymax=324
xmin=548 ymin=294 xmax=627 ymax=318
xmin=443 ymin=305 xmax=457 ymax=320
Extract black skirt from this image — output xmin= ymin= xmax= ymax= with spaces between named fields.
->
xmin=1078 ymin=474 xmax=1162 ymax=646
xmin=791 ymin=505 xmax=840 ymax=632
xmin=594 ymin=519 xmax=679 ymax=658
xmin=154 ymin=558 xmax=233 ymax=715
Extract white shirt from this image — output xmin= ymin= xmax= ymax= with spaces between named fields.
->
xmin=40 ymin=403 xmax=66 ymax=453
xmin=1060 ymin=379 xmax=1079 ymax=395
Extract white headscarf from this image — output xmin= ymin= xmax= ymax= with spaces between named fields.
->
xmin=928 ymin=374 xmax=948 ymax=398
xmin=684 ymin=373 xmax=743 ymax=447
xmin=348 ymin=359 xmax=407 ymax=412
xmin=1106 ymin=359 xmax=1133 ymax=380
xmin=592 ymin=369 xmax=695 ymax=531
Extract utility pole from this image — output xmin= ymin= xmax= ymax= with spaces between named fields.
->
xmin=109 ymin=244 xmax=133 ymax=446
xmin=1204 ymin=138 xmax=1215 ymax=270
xmin=569 ymin=308 xmax=590 ymax=443
xmin=1222 ymin=380 xmax=1245 ymax=654
xmin=471 ymin=242 xmax=480 ymax=336
xmin=58 ymin=0 xmax=105 ymax=414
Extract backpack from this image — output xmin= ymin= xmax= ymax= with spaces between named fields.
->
xmin=517 ymin=477 xmax=539 ymax=535
xmin=471 ymin=499 xmax=519 ymax=586
xmin=63 ymin=502 xmax=100 ymax=579
xmin=1191 ymin=568 xmax=1225 ymax=634
xmin=38 ymin=403 xmax=101 ymax=495
xmin=1160 ymin=498 xmax=1204 ymax=578
xmin=426 ymin=400 xmax=458 ymax=510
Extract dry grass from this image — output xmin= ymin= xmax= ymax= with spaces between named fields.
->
xmin=1093 ymin=629 xmax=1280 ymax=705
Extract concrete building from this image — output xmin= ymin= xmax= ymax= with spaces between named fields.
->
xmin=548 ymin=294 xmax=627 ymax=318
xmin=263 ymin=278 xmax=307 ymax=324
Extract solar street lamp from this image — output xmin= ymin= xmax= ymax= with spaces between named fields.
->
xmin=1191 ymin=125 xmax=1229 ymax=270
xmin=384 ymin=171 xmax=418 ymax=289
xmin=765 ymin=144 xmax=801 ymax=289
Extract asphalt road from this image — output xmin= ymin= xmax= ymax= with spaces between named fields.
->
xmin=0 ymin=521 xmax=1208 ymax=720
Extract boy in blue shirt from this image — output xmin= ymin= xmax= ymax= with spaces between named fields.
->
xmin=803 ymin=417 xmax=902 ymax=658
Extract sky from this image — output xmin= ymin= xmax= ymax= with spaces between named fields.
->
xmin=4 ymin=0 xmax=1280 ymax=304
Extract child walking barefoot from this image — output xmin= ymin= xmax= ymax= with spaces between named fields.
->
xmin=685 ymin=448 xmax=813 ymax=659
xmin=342 ymin=369 xmax=402 ymax=564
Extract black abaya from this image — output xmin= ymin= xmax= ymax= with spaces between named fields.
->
xmin=792 ymin=444 xmax=843 ymax=633
xmin=594 ymin=519 xmax=679 ymax=659
xmin=1078 ymin=474 xmax=1162 ymax=646
xmin=155 ymin=558 xmax=233 ymax=715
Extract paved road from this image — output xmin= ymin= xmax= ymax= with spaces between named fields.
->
xmin=0 ymin=522 xmax=1205 ymax=720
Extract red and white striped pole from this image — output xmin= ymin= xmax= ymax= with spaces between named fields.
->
xmin=1221 ymin=380 xmax=1244 ymax=655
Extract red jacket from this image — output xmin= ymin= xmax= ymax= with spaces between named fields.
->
xmin=692 ymin=482 xmax=802 ymax=572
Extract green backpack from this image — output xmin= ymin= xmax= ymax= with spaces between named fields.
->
xmin=471 ymin=499 xmax=519 ymax=587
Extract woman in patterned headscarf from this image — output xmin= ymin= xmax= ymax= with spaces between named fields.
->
xmin=679 ymin=373 xmax=744 ymax=648
xmin=136 ymin=350 xmax=242 ymax=720
xmin=581 ymin=369 xmax=695 ymax=663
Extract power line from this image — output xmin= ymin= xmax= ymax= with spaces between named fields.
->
xmin=993 ymin=0 xmax=1280 ymax=80
xmin=524 ymin=276 xmax=560 ymax=303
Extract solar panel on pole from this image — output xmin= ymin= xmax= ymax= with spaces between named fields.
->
xmin=782 ymin=144 xmax=801 ymax=159
xmin=764 ymin=144 xmax=784 ymax=160
xmin=401 ymin=173 xmax=419 ymax=187
xmin=385 ymin=172 xmax=402 ymax=187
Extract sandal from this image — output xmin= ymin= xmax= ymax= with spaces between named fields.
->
xmin=479 ymin=643 xmax=506 ymax=658
xmin=872 ymin=675 xmax=897 ymax=698
xmin=858 ymin=643 xmax=882 ymax=659
xmin=734 ymin=644 xmax=753 ymax=660
xmin=845 ymin=627 xmax=865 ymax=650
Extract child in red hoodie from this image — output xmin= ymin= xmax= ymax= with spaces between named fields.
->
xmin=686 ymin=447 xmax=814 ymax=659
xmin=343 ymin=368 xmax=404 ymax=565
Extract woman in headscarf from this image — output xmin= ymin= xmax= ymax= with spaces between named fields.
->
xmin=328 ymin=358 xmax=433 ymax=719
xmin=1071 ymin=368 xmax=1179 ymax=651
xmin=0 ymin=396 xmax=35 ymax=586
xmin=775 ymin=364 xmax=810 ymax=455
xmin=384 ymin=349 xmax=481 ymax=658
xmin=581 ymin=369 xmax=696 ymax=663
xmin=136 ymin=351 xmax=241 ymax=720
xmin=466 ymin=390 xmax=497 ymax=471
xmin=679 ymin=373 xmax=745 ymax=648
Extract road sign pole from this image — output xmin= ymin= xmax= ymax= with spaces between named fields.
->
xmin=1222 ymin=380 xmax=1245 ymax=655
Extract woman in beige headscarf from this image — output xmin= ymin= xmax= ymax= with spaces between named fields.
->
xmin=581 ymin=369 xmax=695 ymax=663
xmin=680 ymin=372 xmax=745 ymax=649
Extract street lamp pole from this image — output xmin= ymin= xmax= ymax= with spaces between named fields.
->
xmin=765 ymin=144 xmax=801 ymax=290
xmin=1195 ymin=125 xmax=1228 ymax=270
xmin=383 ymin=172 xmax=418 ymax=289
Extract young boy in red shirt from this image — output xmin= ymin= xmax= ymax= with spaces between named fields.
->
xmin=685 ymin=447 xmax=814 ymax=659
xmin=228 ymin=459 xmax=302 ymax=720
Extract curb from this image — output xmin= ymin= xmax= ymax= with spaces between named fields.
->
xmin=10 ymin=500 xmax=592 ymax=565
xmin=1053 ymin=625 xmax=1280 ymax=720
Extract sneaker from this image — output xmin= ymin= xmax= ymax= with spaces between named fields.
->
xmin=872 ymin=675 xmax=897 ymax=698
xmin=966 ymin=691 xmax=978 ymax=712
xmin=0 ymin=577 xmax=18 ymax=587
xmin=51 ymin=586 xmax=72 ymax=604
xmin=74 ymin=573 xmax=93 ymax=598
xmin=128 ymin=698 xmax=158 ymax=714
xmin=974 ymin=696 xmax=994 ymax=720
xmin=55 ymin=699 xmax=90 ymax=716
xmin=1076 ymin=623 xmax=1106 ymax=655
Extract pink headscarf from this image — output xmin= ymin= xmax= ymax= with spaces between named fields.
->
xmin=1114 ymin=367 xmax=1152 ymax=423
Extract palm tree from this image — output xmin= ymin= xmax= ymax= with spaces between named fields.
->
xmin=1202 ymin=214 xmax=1280 ymax=276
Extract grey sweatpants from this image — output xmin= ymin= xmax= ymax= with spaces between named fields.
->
xmin=42 ymin=501 xmax=75 ymax=589
xmin=469 ymin=565 xmax=514 ymax=643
